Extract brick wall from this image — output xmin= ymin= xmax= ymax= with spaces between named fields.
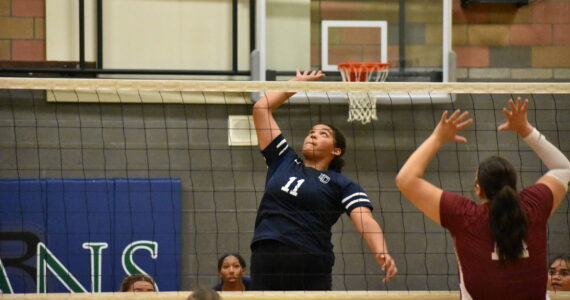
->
xmin=1 ymin=0 xmax=569 ymax=80
xmin=454 ymin=0 xmax=570 ymax=81
xmin=0 ymin=0 xmax=45 ymax=61
xmin=311 ymin=0 xmax=444 ymax=68
xmin=313 ymin=0 xmax=570 ymax=81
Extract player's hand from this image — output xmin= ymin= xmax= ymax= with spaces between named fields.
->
xmin=497 ymin=97 xmax=533 ymax=137
xmin=433 ymin=109 xmax=473 ymax=144
xmin=375 ymin=253 xmax=397 ymax=283
xmin=290 ymin=69 xmax=325 ymax=82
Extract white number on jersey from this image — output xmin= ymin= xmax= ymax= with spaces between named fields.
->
xmin=281 ymin=177 xmax=305 ymax=197
xmin=491 ymin=241 xmax=529 ymax=260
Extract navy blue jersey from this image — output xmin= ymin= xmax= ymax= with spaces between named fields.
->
xmin=251 ymin=134 xmax=373 ymax=259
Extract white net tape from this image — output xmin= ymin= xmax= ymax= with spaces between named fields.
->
xmin=339 ymin=63 xmax=391 ymax=124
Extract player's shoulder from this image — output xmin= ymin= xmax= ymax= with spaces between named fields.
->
xmin=440 ymin=191 xmax=479 ymax=215
xmin=326 ymin=172 xmax=362 ymax=189
xmin=519 ymin=183 xmax=553 ymax=218
xmin=322 ymin=170 xmax=344 ymax=181
xmin=266 ymin=134 xmax=289 ymax=152
xmin=519 ymin=183 xmax=552 ymax=208
xmin=264 ymin=135 xmax=300 ymax=163
xmin=521 ymin=183 xmax=551 ymax=197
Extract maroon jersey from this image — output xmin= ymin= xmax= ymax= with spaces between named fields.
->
xmin=440 ymin=184 xmax=553 ymax=299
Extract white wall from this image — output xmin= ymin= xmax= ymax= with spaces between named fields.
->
xmin=46 ymin=0 xmax=97 ymax=62
xmin=46 ymin=0 xmax=309 ymax=73
xmin=266 ymin=0 xmax=310 ymax=71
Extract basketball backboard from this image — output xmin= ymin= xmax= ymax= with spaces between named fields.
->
xmin=252 ymin=0 xmax=454 ymax=104
xmin=254 ymin=0 xmax=454 ymax=84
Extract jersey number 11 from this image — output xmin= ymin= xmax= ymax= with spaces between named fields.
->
xmin=281 ymin=177 xmax=305 ymax=197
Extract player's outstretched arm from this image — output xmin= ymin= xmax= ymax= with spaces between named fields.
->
xmin=396 ymin=109 xmax=473 ymax=225
xmin=253 ymin=70 xmax=325 ymax=150
xmin=349 ymin=207 xmax=397 ymax=283
xmin=498 ymin=97 xmax=570 ymax=215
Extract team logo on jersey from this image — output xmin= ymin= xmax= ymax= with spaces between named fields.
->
xmin=318 ymin=173 xmax=330 ymax=184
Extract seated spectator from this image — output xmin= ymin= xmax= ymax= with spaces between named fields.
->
xmin=213 ymin=253 xmax=250 ymax=291
xmin=120 ymin=274 xmax=156 ymax=292
xmin=187 ymin=286 xmax=222 ymax=300
xmin=548 ymin=255 xmax=570 ymax=291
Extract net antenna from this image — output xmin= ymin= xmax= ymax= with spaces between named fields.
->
xmin=338 ymin=62 xmax=391 ymax=124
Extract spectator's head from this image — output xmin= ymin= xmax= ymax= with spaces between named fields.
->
xmin=217 ymin=253 xmax=246 ymax=287
xmin=548 ymin=255 xmax=570 ymax=291
xmin=187 ymin=286 xmax=222 ymax=300
xmin=120 ymin=274 xmax=156 ymax=292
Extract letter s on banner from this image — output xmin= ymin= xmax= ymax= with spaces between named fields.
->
xmin=121 ymin=241 xmax=159 ymax=291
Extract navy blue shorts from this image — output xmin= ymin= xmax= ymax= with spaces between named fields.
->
xmin=250 ymin=240 xmax=333 ymax=291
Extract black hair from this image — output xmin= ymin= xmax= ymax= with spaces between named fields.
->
xmin=187 ymin=285 xmax=221 ymax=300
xmin=550 ymin=254 xmax=570 ymax=266
xmin=477 ymin=156 xmax=527 ymax=262
xmin=119 ymin=274 xmax=156 ymax=292
xmin=321 ymin=123 xmax=346 ymax=173
xmin=217 ymin=253 xmax=246 ymax=271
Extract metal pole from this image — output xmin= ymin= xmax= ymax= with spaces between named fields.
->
xmin=232 ymin=0 xmax=238 ymax=72
xmin=443 ymin=0 xmax=452 ymax=82
xmin=250 ymin=0 xmax=256 ymax=53
xmin=96 ymin=0 xmax=103 ymax=69
xmin=398 ymin=0 xmax=406 ymax=71
xmin=79 ymin=0 xmax=85 ymax=69
xmin=257 ymin=0 xmax=266 ymax=81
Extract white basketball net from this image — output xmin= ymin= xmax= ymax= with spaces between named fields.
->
xmin=339 ymin=63 xmax=391 ymax=125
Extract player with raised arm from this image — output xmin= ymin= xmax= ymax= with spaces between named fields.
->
xmin=396 ymin=98 xmax=570 ymax=299
xmin=250 ymin=70 xmax=397 ymax=290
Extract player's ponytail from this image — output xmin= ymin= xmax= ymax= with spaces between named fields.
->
xmin=323 ymin=123 xmax=346 ymax=173
xmin=478 ymin=156 xmax=527 ymax=262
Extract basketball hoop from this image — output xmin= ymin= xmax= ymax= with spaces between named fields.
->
xmin=338 ymin=62 xmax=392 ymax=124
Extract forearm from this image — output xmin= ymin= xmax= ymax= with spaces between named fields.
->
xmin=351 ymin=210 xmax=389 ymax=254
xmin=523 ymin=128 xmax=570 ymax=170
xmin=360 ymin=218 xmax=389 ymax=255
xmin=350 ymin=208 xmax=398 ymax=281
xmin=252 ymin=91 xmax=294 ymax=149
xmin=523 ymin=127 xmax=570 ymax=187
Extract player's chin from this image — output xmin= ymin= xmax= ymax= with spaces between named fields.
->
xmin=302 ymin=148 xmax=324 ymax=158
xmin=302 ymin=145 xmax=315 ymax=153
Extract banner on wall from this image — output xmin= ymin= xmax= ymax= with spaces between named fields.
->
xmin=0 ymin=178 xmax=181 ymax=293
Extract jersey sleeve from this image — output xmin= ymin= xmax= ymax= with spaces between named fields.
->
xmin=341 ymin=180 xmax=373 ymax=214
xmin=261 ymin=134 xmax=292 ymax=167
xmin=520 ymin=183 xmax=553 ymax=224
xmin=440 ymin=191 xmax=477 ymax=233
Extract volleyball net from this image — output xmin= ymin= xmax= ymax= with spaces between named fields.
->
xmin=0 ymin=78 xmax=569 ymax=295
